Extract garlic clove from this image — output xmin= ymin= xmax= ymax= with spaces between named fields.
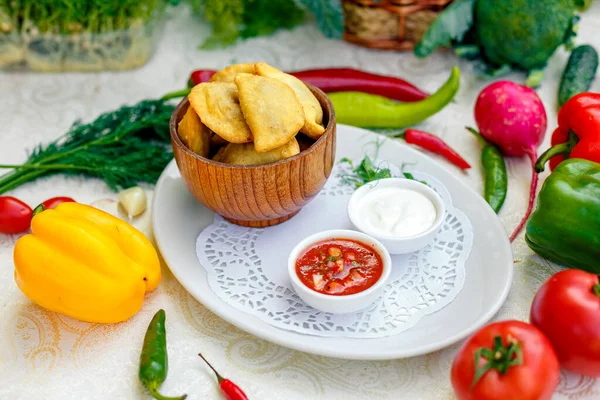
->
xmin=118 ymin=187 xmax=147 ymax=219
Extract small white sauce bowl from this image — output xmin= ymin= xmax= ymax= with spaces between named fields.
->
xmin=288 ymin=229 xmax=392 ymax=314
xmin=348 ymin=178 xmax=445 ymax=254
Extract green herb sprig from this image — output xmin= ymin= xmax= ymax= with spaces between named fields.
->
xmin=339 ymin=156 xmax=392 ymax=188
xmin=0 ymin=99 xmax=175 ymax=195
xmin=340 ymin=156 xmax=425 ymax=188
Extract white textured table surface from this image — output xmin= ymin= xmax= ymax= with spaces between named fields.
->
xmin=2 ymin=4 xmax=600 ymax=399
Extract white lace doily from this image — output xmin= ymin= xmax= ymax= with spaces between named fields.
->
xmin=196 ymin=160 xmax=473 ymax=338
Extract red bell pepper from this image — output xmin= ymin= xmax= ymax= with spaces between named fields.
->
xmin=535 ymin=92 xmax=600 ymax=172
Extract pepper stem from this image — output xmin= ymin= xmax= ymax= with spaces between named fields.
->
xmin=466 ymin=126 xmax=487 ymax=147
xmin=161 ymin=88 xmax=191 ymax=101
xmin=593 ymin=277 xmax=600 ymax=298
xmin=471 ymin=335 xmax=523 ymax=389
xmin=198 ymin=353 xmax=225 ymax=384
xmin=534 ymin=130 xmax=579 ymax=172
xmin=394 ymin=130 xmax=407 ymax=140
xmin=148 ymin=383 xmax=187 ymax=400
xmin=535 ymin=143 xmax=571 ymax=172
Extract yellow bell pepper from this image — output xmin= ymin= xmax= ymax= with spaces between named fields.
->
xmin=13 ymin=202 xmax=161 ymax=323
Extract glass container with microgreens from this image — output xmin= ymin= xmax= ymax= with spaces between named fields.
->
xmin=0 ymin=0 xmax=176 ymax=72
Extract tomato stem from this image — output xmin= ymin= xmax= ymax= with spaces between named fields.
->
xmin=593 ymin=277 xmax=600 ymax=298
xmin=471 ymin=335 xmax=523 ymax=389
xmin=32 ymin=203 xmax=46 ymax=218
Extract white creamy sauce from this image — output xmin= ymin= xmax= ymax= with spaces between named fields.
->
xmin=357 ymin=187 xmax=437 ymax=238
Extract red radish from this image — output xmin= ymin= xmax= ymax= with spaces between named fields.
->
xmin=474 ymin=81 xmax=547 ymax=242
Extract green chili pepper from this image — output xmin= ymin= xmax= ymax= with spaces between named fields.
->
xmin=467 ymin=127 xmax=508 ymax=213
xmin=139 ymin=310 xmax=187 ymax=400
xmin=327 ymin=66 xmax=460 ymax=128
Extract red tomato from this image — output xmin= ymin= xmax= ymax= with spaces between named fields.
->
xmin=0 ymin=196 xmax=32 ymax=234
xmin=531 ymin=269 xmax=600 ymax=376
xmin=451 ymin=320 xmax=559 ymax=400
xmin=42 ymin=196 xmax=75 ymax=209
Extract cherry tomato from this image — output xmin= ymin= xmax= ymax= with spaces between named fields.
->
xmin=32 ymin=196 xmax=76 ymax=218
xmin=531 ymin=269 xmax=600 ymax=376
xmin=42 ymin=196 xmax=75 ymax=209
xmin=0 ymin=196 xmax=33 ymax=234
xmin=451 ymin=320 xmax=559 ymax=400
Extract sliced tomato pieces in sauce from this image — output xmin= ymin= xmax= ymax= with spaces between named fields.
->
xmin=295 ymin=238 xmax=383 ymax=296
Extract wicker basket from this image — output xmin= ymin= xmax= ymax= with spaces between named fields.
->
xmin=343 ymin=0 xmax=454 ymax=50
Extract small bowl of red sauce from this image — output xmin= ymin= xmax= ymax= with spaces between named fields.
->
xmin=288 ymin=229 xmax=392 ymax=314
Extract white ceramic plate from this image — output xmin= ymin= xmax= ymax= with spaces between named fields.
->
xmin=153 ymin=124 xmax=513 ymax=360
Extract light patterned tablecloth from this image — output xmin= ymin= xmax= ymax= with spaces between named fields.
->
xmin=2 ymin=4 xmax=600 ymax=399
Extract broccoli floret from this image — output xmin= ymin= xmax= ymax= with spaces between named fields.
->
xmin=475 ymin=0 xmax=575 ymax=71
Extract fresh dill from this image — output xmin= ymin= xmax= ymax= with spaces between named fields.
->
xmin=0 ymin=99 xmax=175 ymax=195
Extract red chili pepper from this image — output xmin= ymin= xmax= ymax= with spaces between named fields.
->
xmin=198 ymin=353 xmax=248 ymax=400
xmin=400 ymin=129 xmax=471 ymax=170
xmin=189 ymin=70 xmax=216 ymax=88
xmin=290 ymin=68 xmax=429 ymax=102
xmin=0 ymin=196 xmax=32 ymax=234
xmin=185 ymin=68 xmax=429 ymax=102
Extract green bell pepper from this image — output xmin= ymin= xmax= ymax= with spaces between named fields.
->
xmin=526 ymin=158 xmax=600 ymax=273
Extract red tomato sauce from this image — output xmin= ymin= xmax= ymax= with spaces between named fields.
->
xmin=295 ymin=238 xmax=384 ymax=296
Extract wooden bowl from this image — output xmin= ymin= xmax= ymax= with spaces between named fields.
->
xmin=170 ymin=84 xmax=336 ymax=228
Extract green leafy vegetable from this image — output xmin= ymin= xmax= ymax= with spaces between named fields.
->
xmin=193 ymin=0 xmax=305 ymax=49
xmin=0 ymin=99 xmax=175 ymax=195
xmin=298 ymin=0 xmax=344 ymax=39
xmin=400 ymin=164 xmax=427 ymax=185
xmin=474 ymin=0 xmax=575 ymax=72
xmin=414 ymin=0 xmax=476 ymax=58
xmin=340 ymin=156 xmax=425 ymax=188
xmin=194 ymin=0 xmax=245 ymax=49
xmin=242 ymin=0 xmax=305 ymax=39
xmin=340 ymin=156 xmax=392 ymax=188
